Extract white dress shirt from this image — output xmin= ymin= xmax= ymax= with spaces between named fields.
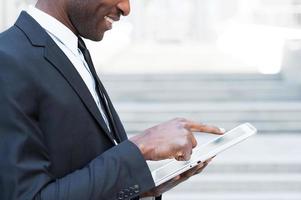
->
xmin=26 ymin=6 xmax=113 ymax=134
xmin=27 ymin=7 xmax=155 ymax=200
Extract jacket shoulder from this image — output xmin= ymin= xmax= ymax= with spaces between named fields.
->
xmin=0 ymin=25 xmax=31 ymax=55
xmin=0 ymin=26 xmax=40 ymax=85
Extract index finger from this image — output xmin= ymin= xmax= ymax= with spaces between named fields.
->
xmin=185 ymin=121 xmax=225 ymax=135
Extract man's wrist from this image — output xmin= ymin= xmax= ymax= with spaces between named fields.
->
xmin=129 ymin=134 xmax=152 ymax=160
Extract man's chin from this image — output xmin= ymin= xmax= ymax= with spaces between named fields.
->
xmin=97 ymin=32 xmax=105 ymax=41
xmin=94 ymin=31 xmax=106 ymax=41
xmin=82 ymin=31 xmax=105 ymax=42
xmin=88 ymin=34 xmax=104 ymax=42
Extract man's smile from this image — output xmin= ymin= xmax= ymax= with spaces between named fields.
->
xmin=104 ymin=16 xmax=120 ymax=30
xmin=104 ymin=16 xmax=115 ymax=24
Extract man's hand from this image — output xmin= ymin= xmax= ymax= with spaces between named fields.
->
xmin=130 ymin=118 xmax=224 ymax=161
xmin=141 ymin=158 xmax=213 ymax=198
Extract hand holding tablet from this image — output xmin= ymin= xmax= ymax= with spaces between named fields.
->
xmin=132 ymin=118 xmax=227 ymax=198
xmin=151 ymin=123 xmax=257 ymax=186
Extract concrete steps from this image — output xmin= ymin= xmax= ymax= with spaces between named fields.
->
xmin=154 ymin=134 xmax=301 ymax=200
xmin=170 ymin=174 xmax=301 ymax=192
xmin=102 ymin=74 xmax=301 ymax=102
xmin=100 ymin=73 xmax=282 ymax=81
xmin=101 ymin=73 xmax=301 ymax=200
xmin=164 ymin=193 xmax=301 ymax=200
xmin=113 ymin=102 xmax=301 ymax=135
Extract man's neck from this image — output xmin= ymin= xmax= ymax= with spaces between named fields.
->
xmin=35 ymin=1 xmax=78 ymax=36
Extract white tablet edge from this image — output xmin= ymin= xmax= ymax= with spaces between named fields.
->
xmin=152 ymin=123 xmax=257 ymax=186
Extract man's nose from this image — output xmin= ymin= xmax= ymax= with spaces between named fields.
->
xmin=117 ymin=0 xmax=131 ymax=16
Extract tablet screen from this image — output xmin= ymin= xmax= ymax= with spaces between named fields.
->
xmin=191 ymin=124 xmax=254 ymax=160
xmin=152 ymin=123 xmax=257 ymax=186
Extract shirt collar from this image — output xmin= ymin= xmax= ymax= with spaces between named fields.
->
xmin=26 ymin=6 xmax=79 ymax=56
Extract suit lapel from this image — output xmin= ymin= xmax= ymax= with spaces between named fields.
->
xmin=15 ymin=12 xmax=116 ymax=144
xmin=43 ymin=39 xmax=116 ymax=142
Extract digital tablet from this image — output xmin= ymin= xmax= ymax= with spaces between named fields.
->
xmin=151 ymin=123 xmax=257 ymax=186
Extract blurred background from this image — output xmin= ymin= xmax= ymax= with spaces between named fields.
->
xmin=1 ymin=0 xmax=301 ymax=199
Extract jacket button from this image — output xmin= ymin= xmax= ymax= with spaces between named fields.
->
xmin=118 ymin=191 xmax=124 ymax=199
xmin=124 ymin=189 xmax=130 ymax=195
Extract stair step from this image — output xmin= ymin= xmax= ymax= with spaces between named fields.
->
xmin=114 ymin=102 xmax=301 ymax=112
xmin=163 ymin=192 xmax=301 ymax=200
xmin=109 ymin=94 xmax=301 ymax=102
xmin=148 ymin=162 xmax=301 ymax=174
xmin=104 ymin=82 xmax=300 ymax=91
xmin=103 ymin=82 xmax=300 ymax=91
xmin=100 ymin=73 xmax=282 ymax=81
xmin=167 ymin=174 xmax=301 ymax=192
xmin=122 ymin=122 xmax=301 ymax=134
xmin=118 ymin=113 xmax=301 ymax=122
xmin=203 ymin=163 xmax=301 ymax=174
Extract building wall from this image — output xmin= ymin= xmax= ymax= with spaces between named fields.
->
xmin=0 ymin=0 xmax=36 ymax=31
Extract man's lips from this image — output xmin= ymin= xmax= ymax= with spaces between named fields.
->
xmin=104 ymin=15 xmax=120 ymax=30
xmin=104 ymin=16 xmax=120 ymax=24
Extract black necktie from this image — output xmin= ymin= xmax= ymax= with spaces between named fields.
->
xmin=78 ymin=37 xmax=101 ymax=92
xmin=78 ymin=37 xmax=119 ymax=142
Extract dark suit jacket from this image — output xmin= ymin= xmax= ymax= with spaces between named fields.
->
xmin=0 ymin=12 xmax=158 ymax=200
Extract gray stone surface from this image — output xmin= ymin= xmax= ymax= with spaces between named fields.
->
xmin=102 ymin=73 xmax=301 ymax=200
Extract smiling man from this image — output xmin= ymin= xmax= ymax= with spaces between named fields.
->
xmin=0 ymin=0 xmax=224 ymax=200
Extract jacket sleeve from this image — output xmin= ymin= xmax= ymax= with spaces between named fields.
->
xmin=0 ymin=54 xmax=155 ymax=200
xmin=35 ymin=140 xmax=156 ymax=200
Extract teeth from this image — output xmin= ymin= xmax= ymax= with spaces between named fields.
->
xmin=104 ymin=16 xmax=114 ymax=24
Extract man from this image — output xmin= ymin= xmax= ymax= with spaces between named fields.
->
xmin=0 ymin=0 xmax=224 ymax=199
